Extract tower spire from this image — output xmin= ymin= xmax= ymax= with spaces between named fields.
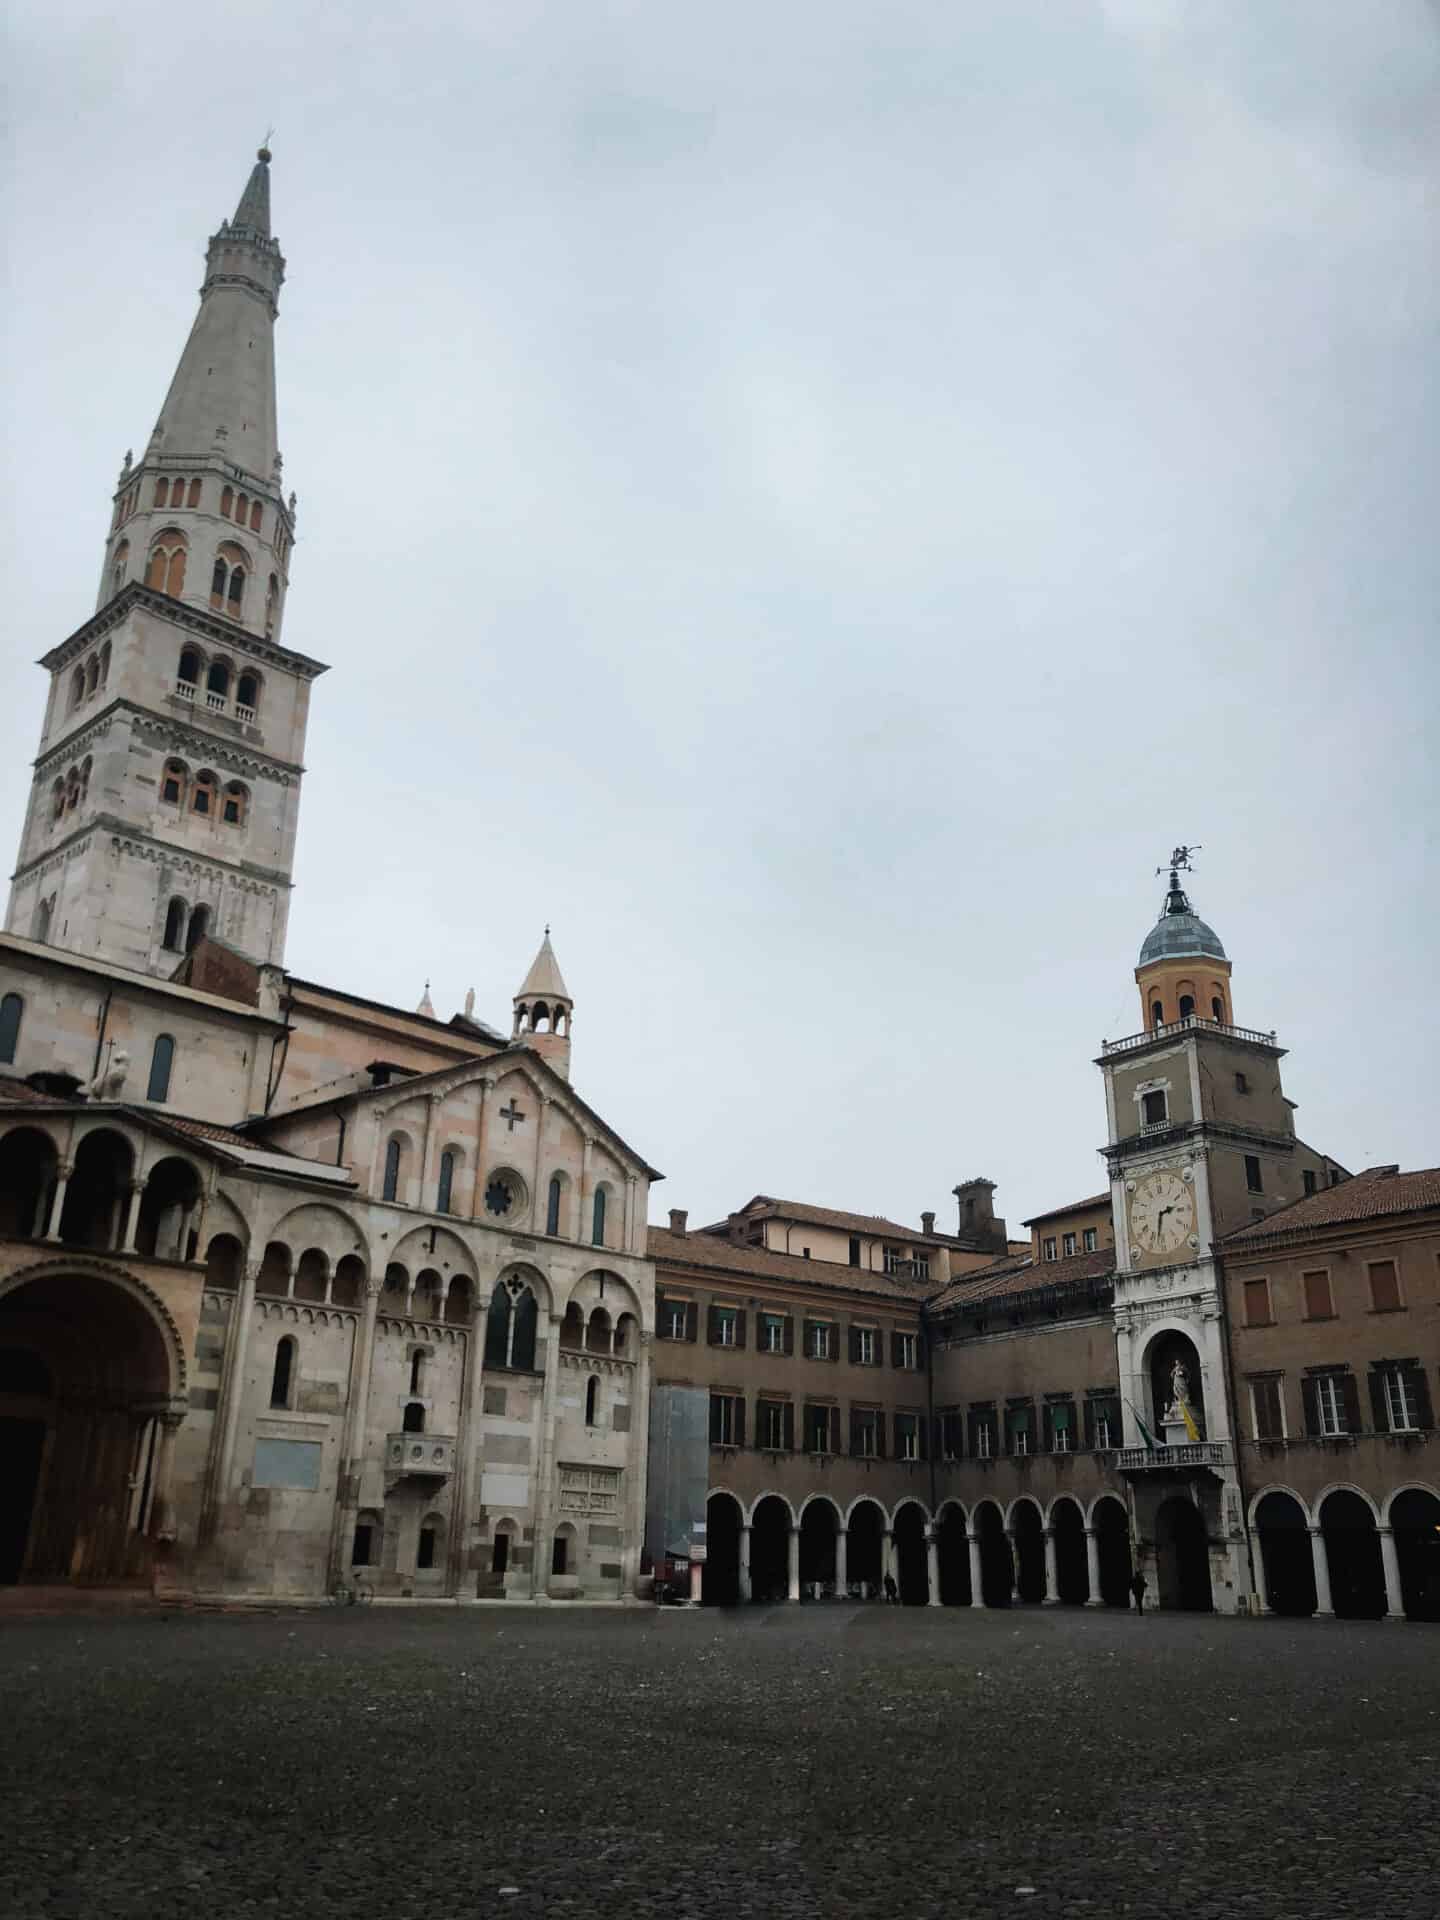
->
xmin=230 ymin=143 xmax=273 ymax=240
xmin=513 ymin=931 xmax=574 ymax=1079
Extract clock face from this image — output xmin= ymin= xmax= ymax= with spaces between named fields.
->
xmin=1128 ymin=1167 xmax=1196 ymax=1256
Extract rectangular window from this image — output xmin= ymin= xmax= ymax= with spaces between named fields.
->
xmin=805 ymin=1404 xmax=834 ymax=1454
xmin=665 ymin=1302 xmax=688 ymax=1340
xmin=1047 ymin=1402 xmax=1074 ymax=1452
xmin=1368 ymin=1261 xmax=1401 ymax=1313
xmin=852 ymin=1326 xmax=877 ymax=1366
xmin=758 ymin=1400 xmax=789 ymax=1451
xmin=1382 ymin=1369 xmax=1419 ymax=1433
xmin=1082 ymin=1228 xmax=1098 ymax=1253
xmin=1142 ymin=1089 xmax=1168 ymax=1127
xmin=848 ymin=1236 xmax=861 ymax=1268
xmin=1245 ymin=1155 xmax=1264 ymax=1193
xmin=968 ymin=1407 xmax=996 ymax=1459
xmin=1061 ymin=1233 xmax=1076 ymax=1257
xmin=708 ymin=1305 xmax=744 ymax=1349
xmin=1303 ymin=1170 xmax=1317 ymax=1196
xmin=1312 ymin=1374 xmax=1346 ymax=1437
xmin=1005 ymin=1405 xmax=1032 ymax=1457
xmin=1042 ymin=1237 xmax=1057 ymax=1262
xmin=894 ymin=1331 xmax=918 ymax=1370
xmin=1251 ymin=1376 xmax=1285 ymax=1441
xmin=894 ymin=1413 xmax=920 ymax=1461
xmin=1243 ymin=1278 xmax=1272 ymax=1328
xmin=709 ymin=1393 xmax=742 ymax=1447
xmin=1092 ymin=1410 xmax=1114 ymax=1451
xmin=940 ymin=1411 xmax=963 ymax=1460
xmin=1235 ymin=1072 xmax=1249 ymax=1094
xmin=760 ymin=1313 xmax=786 ymax=1354
xmin=1302 ymin=1270 xmax=1334 ymax=1321
xmin=851 ymin=1408 xmax=881 ymax=1458
xmin=807 ymin=1321 xmax=833 ymax=1361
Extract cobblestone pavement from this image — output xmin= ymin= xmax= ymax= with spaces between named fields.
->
xmin=3 ymin=1602 xmax=1437 ymax=1920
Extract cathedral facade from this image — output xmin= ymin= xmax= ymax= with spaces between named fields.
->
xmin=0 ymin=153 xmax=660 ymax=1602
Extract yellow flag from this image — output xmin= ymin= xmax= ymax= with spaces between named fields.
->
xmin=1180 ymin=1400 xmax=1200 ymax=1442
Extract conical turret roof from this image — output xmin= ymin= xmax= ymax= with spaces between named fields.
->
xmin=231 ymin=145 xmax=272 ymax=238
xmin=517 ymin=931 xmax=570 ymax=1004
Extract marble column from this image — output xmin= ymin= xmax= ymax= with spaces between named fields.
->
xmin=1308 ymin=1524 xmax=1334 ymax=1617
xmin=787 ymin=1526 xmax=801 ymax=1602
xmin=834 ymin=1526 xmax=848 ymax=1599
xmin=1378 ymin=1524 xmax=1405 ymax=1620
xmin=688 ymin=1559 xmax=703 ymax=1606
xmin=529 ymin=1315 xmax=563 ymax=1599
xmin=44 ymin=1162 xmax=73 ymax=1241
xmin=967 ymin=1526 xmax=985 ymax=1609
xmin=1084 ymin=1525 xmax=1103 ymax=1607
xmin=620 ymin=1332 xmax=653 ymax=1596
xmin=926 ymin=1525 xmax=942 ymax=1607
xmin=882 ymin=1529 xmax=895 ymax=1594
xmin=210 ymin=1259 xmax=260 ymax=1524
xmin=1250 ymin=1530 xmax=1271 ymax=1615
xmin=1005 ymin=1525 xmax=1019 ymax=1600
xmin=1042 ymin=1526 xmax=1060 ymax=1604
xmin=121 ymin=1180 xmax=145 ymax=1253
xmin=739 ymin=1523 xmax=752 ymax=1602
xmin=149 ymin=1410 xmax=185 ymax=1542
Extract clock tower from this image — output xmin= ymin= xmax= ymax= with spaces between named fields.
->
xmin=1096 ymin=851 xmax=1329 ymax=1611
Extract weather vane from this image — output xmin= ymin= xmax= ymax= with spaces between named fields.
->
xmin=1156 ymin=844 xmax=1201 ymax=879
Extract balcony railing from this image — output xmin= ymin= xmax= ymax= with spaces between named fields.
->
xmin=236 ymin=702 xmax=256 ymax=723
xmin=204 ymin=690 xmax=226 ymax=711
xmin=1101 ymin=1017 xmax=1278 ymax=1056
xmin=385 ymin=1432 xmax=456 ymax=1478
xmin=175 ymin=679 xmax=196 ymax=701
xmin=1116 ymin=1441 xmax=1227 ymax=1471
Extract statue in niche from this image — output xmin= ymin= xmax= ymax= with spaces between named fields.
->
xmin=1164 ymin=1358 xmax=1192 ymax=1419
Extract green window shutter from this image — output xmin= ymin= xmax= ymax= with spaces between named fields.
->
xmin=783 ymin=1401 xmax=795 ymax=1451
xmin=890 ymin=1331 xmax=903 ymax=1369
xmin=685 ymin=1301 xmax=699 ymax=1343
xmin=830 ymin=1405 xmax=841 ymax=1453
xmin=1302 ymin=1376 xmax=1321 ymax=1437
xmin=734 ymin=1309 xmax=747 ymax=1350
xmin=783 ymin=1315 xmax=794 ymax=1355
xmin=1340 ymin=1372 xmax=1362 ymax=1435
xmin=875 ymin=1411 xmax=887 ymax=1459
xmin=709 ymin=1395 xmax=723 ymax=1444
xmin=707 ymin=1305 xmax=722 ymax=1345
xmin=735 ymin=1397 xmax=746 ymax=1448
xmin=1411 ymin=1366 xmax=1435 ymax=1431
xmin=848 ymin=1324 xmax=861 ymax=1364
xmin=1368 ymin=1369 xmax=1388 ymax=1434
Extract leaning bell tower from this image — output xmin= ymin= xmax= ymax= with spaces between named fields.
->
xmin=5 ymin=148 xmax=327 ymax=976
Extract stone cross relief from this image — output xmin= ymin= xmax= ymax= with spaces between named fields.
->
xmin=499 ymin=1100 xmax=526 ymax=1132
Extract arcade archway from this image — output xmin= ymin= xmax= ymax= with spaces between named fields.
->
xmin=1011 ymin=1501 xmax=1045 ymax=1603
xmin=799 ymin=1499 xmax=839 ymax=1598
xmin=975 ymin=1501 xmax=1011 ymax=1607
xmin=749 ymin=1496 xmax=791 ymax=1604
xmin=1254 ymin=1490 xmax=1315 ymax=1617
xmin=1320 ymin=1490 xmax=1384 ymax=1620
xmin=1390 ymin=1488 xmax=1440 ymax=1623
xmin=937 ymin=1504 xmax=971 ymax=1605
xmin=0 ymin=1265 xmax=182 ymax=1585
xmin=1092 ymin=1496 xmax=1132 ymax=1606
xmin=847 ymin=1500 xmax=884 ymax=1599
xmin=893 ymin=1502 xmax=929 ymax=1605
xmin=703 ymin=1492 xmax=742 ymax=1606
xmin=1051 ymin=1498 xmax=1088 ymax=1604
xmin=1155 ymin=1495 xmax=1212 ymax=1611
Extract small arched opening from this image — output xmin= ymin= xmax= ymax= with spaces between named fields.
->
xmin=269 ymin=1335 xmax=296 ymax=1410
xmin=1092 ymin=1496 xmax=1133 ymax=1606
xmin=798 ymin=1498 xmax=839 ymax=1597
xmin=846 ymin=1499 xmax=885 ymax=1599
xmin=0 ymin=1127 xmax=59 ymax=1239
xmin=1010 ymin=1500 xmax=1045 ymax=1603
xmin=702 ymin=1492 xmax=742 ymax=1606
xmin=59 ymin=1129 xmax=135 ymax=1250
xmin=749 ymin=1495 xmax=792 ymax=1604
xmin=1051 ymin=1497 xmax=1089 ymax=1604
xmin=1255 ymin=1489 xmax=1315 ymax=1616
xmin=584 ymin=1374 xmax=599 ymax=1427
xmin=892 ymin=1500 xmax=929 ymax=1605
xmin=134 ymin=1156 xmax=203 ymax=1262
xmin=1390 ymin=1488 xmax=1440 ymax=1622
xmin=975 ymin=1501 xmax=1012 ymax=1608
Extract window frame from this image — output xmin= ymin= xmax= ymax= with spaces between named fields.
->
xmin=1245 ymin=1154 xmax=1264 ymax=1194
xmin=146 ymin=1033 xmax=175 ymax=1103
xmin=1249 ymin=1374 xmax=1285 ymax=1442
xmin=1301 ymin=1268 xmax=1334 ymax=1322
xmin=1242 ymin=1276 xmax=1273 ymax=1329
xmin=1082 ymin=1227 xmax=1098 ymax=1253
xmin=1367 ymin=1259 xmax=1402 ymax=1313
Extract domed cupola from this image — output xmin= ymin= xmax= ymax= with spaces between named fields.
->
xmin=1135 ymin=848 xmax=1234 ymax=1032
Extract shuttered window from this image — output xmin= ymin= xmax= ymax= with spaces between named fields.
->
xmin=709 ymin=1393 xmax=744 ymax=1446
xmin=1368 ymin=1261 xmax=1401 ymax=1312
xmin=1302 ymin=1270 xmax=1334 ymax=1321
xmin=1250 ymin=1376 xmax=1284 ymax=1440
xmin=1243 ymin=1279 xmax=1272 ymax=1327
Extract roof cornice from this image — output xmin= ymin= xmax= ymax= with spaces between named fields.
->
xmin=39 ymin=583 xmax=328 ymax=679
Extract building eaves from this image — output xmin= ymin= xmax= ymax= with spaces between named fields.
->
xmin=1222 ymin=1165 xmax=1440 ymax=1248
xmin=647 ymin=1227 xmax=931 ymax=1304
xmin=1022 ymin=1192 xmax=1110 ymax=1228
xmin=928 ymin=1247 xmax=1115 ymax=1314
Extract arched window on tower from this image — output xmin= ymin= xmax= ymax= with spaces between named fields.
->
xmin=436 ymin=1149 xmax=456 ymax=1215
xmin=0 ymin=991 xmax=22 ymax=1065
xmin=50 ymin=779 xmax=65 ymax=823
xmin=161 ymin=759 xmax=188 ymax=806
xmin=185 ymin=904 xmax=210 ymax=953
xmin=227 ymin=567 xmax=245 ymax=616
xmin=33 ymin=897 xmax=53 ymax=944
xmin=221 ymin=486 xmax=234 ymax=519
xmin=147 ymin=1033 xmax=175 ymax=1103
xmin=98 ymin=641 xmax=111 ymax=687
xmin=592 ymin=1186 xmax=607 ymax=1248
xmin=188 ymin=478 xmax=202 ymax=508
xmin=1211 ymin=996 xmax=1224 ymax=1023
xmin=221 ymin=782 xmax=248 ymax=826
xmin=191 ymin=770 xmax=217 ymax=817
xmin=236 ymin=671 xmax=260 ymax=719
xmin=270 ymin=1336 xmax=296 ymax=1410
xmin=177 ymin=649 xmax=201 ymax=698
xmin=205 ymin=661 xmax=230 ymax=711
xmin=1178 ymin=994 xmax=1195 ymax=1020
xmin=162 ymin=897 xmax=188 ymax=952
xmin=264 ymin=577 xmax=278 ymax=636
xmin=154 ymin=478 xmax=169 ymax=508
xmin=110 ymin=544 xmax=128 ymax=596
xmin=1151 ymin=999 xmax=1164 ymax=1031
xmin=382 ymin=1136 xmax=405 ymax=1203
xmin=249 ymin=499 xmax=263 ymax=533
xmin=236 ymin=492 xmax=249 ymax=524
xmin=585 ymin=1374 xmax=599 ymax=1427
xmin=84 ymin=656 xmax=99 ymax=698
xmin=546 ymin=1174 xmax=562 ymax=1237
xmin=146 ymin=530 xmax=187 ymax=597
xmin=69 ymin=667 xmax=84 ymax=710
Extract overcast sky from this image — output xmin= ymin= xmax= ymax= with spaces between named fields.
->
xmin=3 ymin=2 xmax=1436 ymax=1233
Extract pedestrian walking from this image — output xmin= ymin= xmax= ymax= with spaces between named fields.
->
xmin=1129 ymin=1569 xmax=1147 ymax=1615
xmin=883 ymin=1572 xmax=899 ymax=1605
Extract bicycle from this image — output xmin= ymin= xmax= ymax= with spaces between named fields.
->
xmin=329 ymin=1580 xmax=374 ymax=1607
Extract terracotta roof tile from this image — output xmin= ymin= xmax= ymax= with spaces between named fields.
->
xmin=0 ymin=1074 xmax=64 ymax=1105
xmin=705 ymin=1195 xmax=948 ymax=1244
xmin=1022 ymin=1193 xmax=1110 ymax=1227
xmin=929 ymin=1246 xmax=1115 ymax=1313
xmin=1223 ymin=1165 xmax=1440 ymax=1246
xmin=647 ymin=1227 xmax=931 ymax=1303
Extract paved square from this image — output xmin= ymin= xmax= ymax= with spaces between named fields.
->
xmin=3 ymin=1604 xmax=1436 ymax=1919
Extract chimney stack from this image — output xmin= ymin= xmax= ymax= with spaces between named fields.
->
xmin=920 ymin=1211 xmax=936 ymax=1236
xmin=669 ymin=1209 xmax=688 ymax=1236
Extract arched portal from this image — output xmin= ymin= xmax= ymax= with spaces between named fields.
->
xmin=0 ymin=1266 xmax=181 ymax=1585
xmin=847 ymin=1499 xmax=884 ymax=1598
xmin=1092 ymin=1496 xmax=1132 ymax=1606
xmin=1051 ymin=1498 xmax=1088 ymax=1604
xmin=1390 ymin=1488 xmax=1440 ymax=1622
xmin=1155 ymin=1495 xmax=1212 ymax=1611
xmin=975 ymin=1501 xmax=1012 ymax=1607
xmin=1011 ymin=1501 xmax=1045 ymax=1603
xmin=1254 ymin=1490 xmax=1315 ymax=1617
xmin=893 ymin=1501 xmax=929 ymax=1605
xmin=1320 ymin=1489 xmax=1384 ymax=1620
xmin=59 ymin=1130 xmax=134 ymax=1250
xmin=703 ymin=1492 xmax=742 ymax=1606
xmin=749 ymin=1495 xmax=791 ymax=1604
xmin=799 ymin=1499 xmax=839 ymax=1597
xmin=937 ymin=1504 xmax=971 ymax=1605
